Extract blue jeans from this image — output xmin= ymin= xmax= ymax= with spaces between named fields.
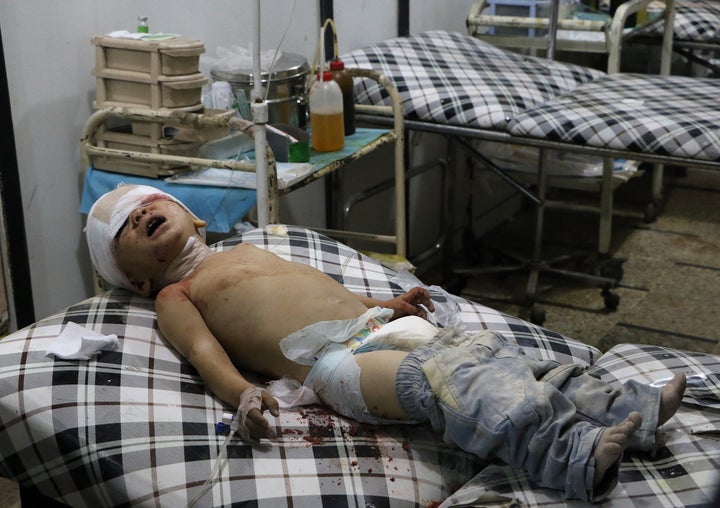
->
xmin=395 ymin=329 xmax=660 ymax=502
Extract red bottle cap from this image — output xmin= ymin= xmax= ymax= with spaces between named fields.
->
xmin=329 ymin=59 xmax=345 ymax=71
xmin=317 ymin=70 xmax=333 ymax=81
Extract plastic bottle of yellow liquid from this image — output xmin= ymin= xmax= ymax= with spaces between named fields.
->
xmin=310 ymin=71 xmax=344 ymax=152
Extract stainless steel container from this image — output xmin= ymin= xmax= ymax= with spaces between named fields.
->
xmin=211 ymin=52 xmax=309 ymax=128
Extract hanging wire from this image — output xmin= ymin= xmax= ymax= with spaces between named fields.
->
xmin=309 ymin=18 xmax=338 ymax=90
xmin=263 ymin=0 xmax=298 ymax=102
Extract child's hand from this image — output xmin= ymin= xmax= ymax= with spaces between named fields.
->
xmin=385 ymin=287 xmax=435 ymax=320
xmin=239 ymin=388 xmax=280 ymax=441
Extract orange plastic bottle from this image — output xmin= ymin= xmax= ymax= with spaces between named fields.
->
xmin=329 ymin=59 xmax=355 ymax=136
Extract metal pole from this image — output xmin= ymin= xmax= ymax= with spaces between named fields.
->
xmin=546 ymin=0 xmax=560 ymax=60
xmin=253 ymin=0 xmax=270 ymax=226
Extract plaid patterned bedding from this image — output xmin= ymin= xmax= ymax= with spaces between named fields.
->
xmin=0 ymin=226 xmax=595 ymax=507
xmin=646 ymin=0 xmax=720 ymax=42
xmin=440 ymin=343 xmax=720 ymax=507
xmin=342 ymin=31 xmax=720 ymax=164
xmin=0 ymin=227 xmax=717 ymax=507
xmin=508 ymin=74 xmax=720 ymax=161
xmin=341 ymin=30 xmax=603 ymax=130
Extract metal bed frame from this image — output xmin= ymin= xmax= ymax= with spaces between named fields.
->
xmin=467 ymin=0 xmax=675 ymax=216
xmin=467 ymin=0 xmax=676 ymax=73
xmin=632 ymin=0 xmax=720 ymax=75
xmin=339 ymin=0 xmax=697 ymax=323
xmin=357 ymin=90 xmax=720 ymax=322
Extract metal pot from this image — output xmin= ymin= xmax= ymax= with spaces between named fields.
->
xmin=211 ymin=52 xmax=309 ymax=128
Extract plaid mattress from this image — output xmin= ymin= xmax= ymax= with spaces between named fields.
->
xmin=508 ymin=73 xmax=720 ymax=162
xmin=342 ymin=31 xmax=720 ymax=165
xmin=0 ymin=226 xmax=600 ymax=507
xmin=646 ymin=0 xmax=720 ymax=42
xmin=440 ymin=343 xmax=720 ymax=507
xmin=341 ymin=30 xmax=603 ymax=130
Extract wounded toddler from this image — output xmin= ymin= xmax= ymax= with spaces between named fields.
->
xmin=85 ymin=183 xmax=686 ymax=502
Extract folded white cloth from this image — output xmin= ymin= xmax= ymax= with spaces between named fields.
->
xmin=46 ymin=322 xmax=120 ymax=360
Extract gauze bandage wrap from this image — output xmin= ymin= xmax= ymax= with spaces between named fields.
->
xmin=85 ymin=184 xmax=205 ymax=291
xmin=153 ymin=236 xmax=212 ymax=290
xmin=234 ymin=387 xmax=264 ymax=442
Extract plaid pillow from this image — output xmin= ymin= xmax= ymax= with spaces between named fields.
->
xmin=341 ymin=30 xmax=603 ymax=130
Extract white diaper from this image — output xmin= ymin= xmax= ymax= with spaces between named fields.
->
xmin=275 ymin=310 xmax=440 ymax=424
xmin=279 ymin=307 xmax=393 ymax=366
xmin=354 ymin=315 xmax=439 ymax=353
xmin=304 ymin=347 xmax=387 ymax=423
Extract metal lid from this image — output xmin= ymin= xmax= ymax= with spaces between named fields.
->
xmin=210 ymin=52 xmax=309 ymax=84
xmin=92 ymin=35 xmax=205 ymax=52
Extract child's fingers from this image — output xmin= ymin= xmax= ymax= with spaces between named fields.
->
xmin=262 ymin=391 xmax=280 ymax=417
xmin=246 ymin=408 xmax=273 ymax=439
xmin=409 ymin=287 xmax=435 ymax=312
xmin=424 ymin=295 xmax=436 ymax=313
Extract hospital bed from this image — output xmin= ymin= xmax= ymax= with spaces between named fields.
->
xmin=0 ymin=226 xmax=718 ymax=507
xmin=466 ymin=0 xmax=676 ymax=74
xmin=639 ymin=0 xmax=720 ymax=74
xmin=340 ymin=30 xmax=720 ymax=312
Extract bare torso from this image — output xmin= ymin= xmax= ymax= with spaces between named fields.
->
xmin=165 ymin=244 xmax=408 ymax=418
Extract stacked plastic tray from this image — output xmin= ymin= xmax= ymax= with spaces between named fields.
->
xmin=91 ymin=35 xmax=207 ymax=177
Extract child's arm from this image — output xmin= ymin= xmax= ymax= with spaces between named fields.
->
xmin=358 ymin=287 xmax=435 ymax=320
xmin=155 ymin=284 xmax=279 ymax=440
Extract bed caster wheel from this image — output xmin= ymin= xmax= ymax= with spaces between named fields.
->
xmin=644 ymin=202 xmax=657 ymax=223
xmin=599 ymin=258 xmax=624 ymax=282
xmin=602 ymin=288 xmax=620 ymax=311
xmin=529 ymin=305 xmax=546 ymax=326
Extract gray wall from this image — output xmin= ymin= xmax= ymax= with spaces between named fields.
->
xmin=0 ymin=0 xmax=477 ymax=323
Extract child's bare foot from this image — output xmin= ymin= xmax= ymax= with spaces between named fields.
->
xmin=593 ymin=412 xmax=642 ymax=487
xmin=658 ymin=373 xmax=686 ymax=426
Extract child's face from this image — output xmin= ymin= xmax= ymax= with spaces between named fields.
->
xmin=114 ymin=198 xmax=201 ymax=290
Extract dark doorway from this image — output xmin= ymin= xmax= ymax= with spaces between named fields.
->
xmin=0 ymin=26 xmax=35 ymax=330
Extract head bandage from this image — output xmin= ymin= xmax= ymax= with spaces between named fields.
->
xmin=85 ymin=184 xmax=205 ymax=291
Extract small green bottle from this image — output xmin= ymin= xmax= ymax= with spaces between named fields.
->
xmin=137 ymin=16 xmax=149 ymax=34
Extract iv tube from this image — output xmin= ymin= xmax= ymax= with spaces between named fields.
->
xmin=319 ymin=27 xmax=325 ymax=76
xmin=253 ymin=0 xmax=269 ymax=226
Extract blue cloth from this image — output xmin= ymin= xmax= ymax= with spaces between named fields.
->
xmin=80 ymin=128 xmax=389 ymax=233
xmin=396 ymin=329 xmax=660 ymax=502
xmin=80 ymin=167 xmax=257 ymax=233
